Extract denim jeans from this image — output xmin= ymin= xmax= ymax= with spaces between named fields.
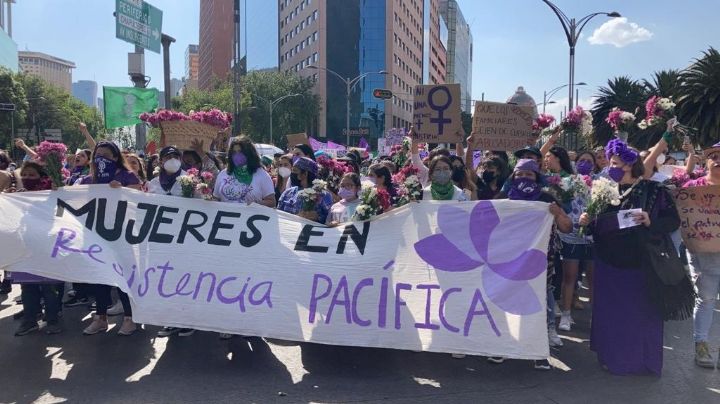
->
xmin=687 ymin=251 xmax=720 ymax=342
xmin=21 ymin=283 xmax=62 ymax=324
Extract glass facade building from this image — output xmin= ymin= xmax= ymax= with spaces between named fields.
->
xmin=440 ymin=0 xmax=473 ymax=112
xmin=325 ymin=0 xmax=386 ymax=141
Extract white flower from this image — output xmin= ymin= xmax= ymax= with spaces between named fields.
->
xmin=638 ymin=121 xmax=648 ymax=130
xmin=620 ymin=112 xmax=636 ymax=122
xmin=177 ymin=175 xmax=195 ymax=186
xmin=611 ymin=199 xmax=621 ymax=206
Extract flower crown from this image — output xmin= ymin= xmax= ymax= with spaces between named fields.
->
xmin=605 ymin=138 xmax=638 ymax=164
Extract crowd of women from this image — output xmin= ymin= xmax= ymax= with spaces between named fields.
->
xmin=0 ymin=117 xmax=715 ymax=376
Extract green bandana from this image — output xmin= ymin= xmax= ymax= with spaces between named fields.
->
xmin=232 ymin=166 xmax=252 ymax=185
xmin=430 ymin=181 xmax=455 ymax=200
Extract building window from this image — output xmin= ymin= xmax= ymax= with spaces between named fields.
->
xmin=313 ymin=52 xmax=318 ymax=62
xmin=313 ymin=31 xmax=318 ymax=41
xmin=313 ymin=10 xmax=318 ymax=20
xmin=301 ymin=21 xmax=305 ymax=30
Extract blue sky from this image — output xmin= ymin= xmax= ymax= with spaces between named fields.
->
xmin=12 ymin=0 xmax=720 ymax=118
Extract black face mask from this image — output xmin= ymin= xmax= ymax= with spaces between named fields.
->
xmin=290 ymin=173 xmax=302 ymax=187
xmin=481 ymin=171 xmax=496 ymax=183
xmin=452 ymin=167 xmax=466 ymax=183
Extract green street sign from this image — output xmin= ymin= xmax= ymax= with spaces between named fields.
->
xmin=115 ymin=0 xmax=163 ymax=53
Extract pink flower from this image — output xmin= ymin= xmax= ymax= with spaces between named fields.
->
xmin=533 ymin=113 xmax=556 ymax=131
xmin=201 ymin=171 xmax=214 ymax=181
xmin=35 ymin=141 xmax=68 ymax=163
xmin=546 ymin=175 xmax=561 ymax=186
xmin=186 ymin=167 xmax=200 ymax=177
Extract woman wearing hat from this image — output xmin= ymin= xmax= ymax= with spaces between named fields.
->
xmin=682 ymin=142 xmax=720 ymax=368
xmin=213 ymin=136 xmax=276 ymax=207
xmin=277 ymin=156 xmax=333 ymax=223
xmin=579 ymin=138 xmax=694 ymax=375
xmin=146 ymin=146 xmax=187 ymax=196
xmin=80 ymin=141 xmax=141 ymax=336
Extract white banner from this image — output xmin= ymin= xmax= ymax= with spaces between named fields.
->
xmin=0 ymin=187 xmax=553 ymax=359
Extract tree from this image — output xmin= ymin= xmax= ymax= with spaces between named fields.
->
xmin=676 ymin=47 xmax=720 ymax=147
xmin=0 ymin=68 xmax=27 ymax=150
xmin=644 ymin=69 xmax=681 ymax=98
xmin=590 ymin=76 xmax=648 ymax=147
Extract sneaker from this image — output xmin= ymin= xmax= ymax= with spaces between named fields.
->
xmin=487 ymin=356 xmax=505 ymax=364
xmin=157 ymin=327 xmax=180 ymax=337
xmin=451 ymin=354 xmax=466 ymax=359
xmin=548 ymin=328 xmax=563 ymax=347
xmin=83 ymin=315 xmax=108 ymax=335
xmin=15 ymin=321 xmax=38 ymax=336
xmin=534 ymin=359 xmax=552 ymax=370
xmin=219 ymin=333 xmax=232 ymax=340
xmin=107 ymin=301 xmax=124 ymax=316
xmin=45 ymin=321 xmax=63 ymax=335
xmin=178 ymin=328 xmax=195 ymax=337
xmin=117 ymin=317 xmax=137 ymax=336
xmin=558 ymin=312 xmax=573 ymax=332
xmin=64 ymin=296 xmax=90 ymax=308
xmin=695 ymin=341 xmax=715 ymax=368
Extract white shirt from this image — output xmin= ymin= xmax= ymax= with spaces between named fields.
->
xmin=412 ymin=152 xmax=430 ymax=187
xmin=146 ymin=170 xmax=187 ymax=196
xmin=213 ymin=168 xmax=274 ymax=204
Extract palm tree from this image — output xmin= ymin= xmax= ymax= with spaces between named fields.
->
xmin=644 ymin=69 xmax=681 ymax=98
xmin=591 ymin=76 xmax=648 ymax=147
xmin=676 ymin=47 xmax=720 ymax=147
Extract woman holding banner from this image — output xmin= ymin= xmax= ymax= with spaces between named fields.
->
xmin=80 ymin=141 xmax=141 ymax=337
xmin=213 ymin=136 xmax=276 ymax=207
xmin=579 ymin=138 xmax=694 ymax=376
xmin=421 ymin=156 xmax=466 ymax=202
xmin=278 ymin=157 xmax=333 ymax=223
xmin=682 ymin=142 xmax=720 ymax=369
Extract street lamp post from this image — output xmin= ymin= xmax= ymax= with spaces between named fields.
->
xmin=307 ymin=65 xmax=387 ymax=146
xmin=253 ymin=94 xmax=301 ymax=145
xmin=542 ymin=82 xmax=587 ymax=113
xmin=541 ymin=1 xmax=620 ymax=111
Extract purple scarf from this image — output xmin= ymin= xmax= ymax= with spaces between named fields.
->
xmin=159 ymin=169 xmax=181 ymax=193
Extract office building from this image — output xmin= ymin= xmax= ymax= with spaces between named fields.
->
xmin=184 ymin=44 xmax=199 ymax=91
xmin=170 ymin=78 xmax=184 ymax=97
xmin=18 ymin=51 xmax=75 ymax=92
xmin=198 ymin=0 xmax=234 ymax=90
xmin=440 ymin=0 xmax=472 ymax=112
xmin=72 ymin=80 xmax=98 ymax=108
xmin=0 ymin=0 xmax=17 ymax=72
xmin=423 ymin=0 xmax=447 ymax=85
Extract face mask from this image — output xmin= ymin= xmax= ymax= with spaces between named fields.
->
xmin=508 ymin=178 xmax=541 ymax=201
xmin=432 ymin=170 xmax=452 ymax=185
xmin=278 ymin=167 xmax=291 ymax=178
xmin=290 ymin=173 xmax=301 ymax=187
xmin=576 ymin=160 xmax=594 ymax=176
xmin=452 ymin=167 xmax=466 ymax=183
xmin=95 ymin=157 xmax=117 ymax=184
xmin=21 ymin=178 xmax=41 ymax=191
xmin=232 ymin=152 xmax=247 ymax=167
xmin=608 ymin=166 xmax=626 ymax=182
xmin=656 ymin=154 xmax=666 ymax=165
xmin=163 ymin=158 xmax=182 ymax=174
xmin=481 ymin=171 xmax=496 ymax=183
xmin=338 ymin=187 xmax=357 ymax=201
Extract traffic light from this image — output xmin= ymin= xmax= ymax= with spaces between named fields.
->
xmin=373 ymin=89 xmax=393 ymax=99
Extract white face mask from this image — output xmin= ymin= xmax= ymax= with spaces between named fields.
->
xmin=164 ymin=158 xmax=182 ymax=174
xmin=278 ymin=167 xmax=291 ymax=178
xmin=656 ymin=154 xmax=666 ymax=165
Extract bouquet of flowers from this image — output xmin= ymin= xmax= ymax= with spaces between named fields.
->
xmin=140 ymin=108 xmax=232 ymax=129
xmin=392 ymin=164 xmax=421 ymax=207
xmin=352 ymin=184 xmax=391 ymax=221
xmin=139 ymin=110 xmax=189 ymax=126
xmin=298 ymin=179 xmax=328 ymax=212
xmin=177 ymin=174 xmax=198 ymax=198
xmin=36 ymin=141 xmax=68 ymax=188
xmin=532 ymin=113 xmax=556 ymax=133
xmin=578 ymin=177 xmax=622 ymax=236
xmin=317 ymin=155 xmax=350 ymax=194
xmin=561 ymin=106 xmax=592 ymax=135
xmin=638 ymin=96 xmax=675 ymax=130
xmin=605 ymin=108 xmax=636 ymax=133
xmin=543 ymin=174 xmax=590 ymax=206
xmin=195 ymin=170 xmax=216 ymax=200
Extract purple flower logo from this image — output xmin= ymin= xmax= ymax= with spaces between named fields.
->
xmin=414 ymin=201 xmax=547 ymax=315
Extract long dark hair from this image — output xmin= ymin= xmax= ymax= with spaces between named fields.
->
xmin=428 ymin=155 xmax=452 ymax=178
xmin=369 ymin=163 xmax=396 ymax=197
xmin=549 ymin=146 xmax=575 ymax=174
xmin=228 ymin=136 xmax=262 ymax=174
xmin=294 ymin=144 xmax=315 ymax=161
xmin=126 ymin=153 xmax=147 ymax=181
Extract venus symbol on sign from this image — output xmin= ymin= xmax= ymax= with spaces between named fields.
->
xmin=428 ymin=86 xmax=452 ymax=135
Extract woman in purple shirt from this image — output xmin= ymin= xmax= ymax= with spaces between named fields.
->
xmin=80 ymin=141 xmax=141 ymax=336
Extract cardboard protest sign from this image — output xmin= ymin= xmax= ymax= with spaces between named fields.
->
xmin=159 ymin=121 xmax=221 ymax=151
xmin=412 ymin=84 xmax=463 ymax=143
xmin=673 ymin=185 xmax=720 ymax=253
xmin=0 ymin=188 xmax=554 ymax=359
xmin=472 ymin=101 xmax=534 ymax=151
xmin=287 ymin=132 xmax=309 ymax=147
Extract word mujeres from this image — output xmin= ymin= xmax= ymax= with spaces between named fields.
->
xmin=55 ymin=197 xmax=371 ymax=253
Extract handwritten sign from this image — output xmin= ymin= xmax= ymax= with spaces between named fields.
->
xmin=159 ymin=121 xmax=220 ymax=151
xmin=0 ymin=188 xmax=553 ymax=359
xmin=673 ymin=185 xmax=720 ymax=253
xmin=287 ymin=132 xmax=309 ymax=147
xmin=412 ymin=84 xmax=462 ymax=143
xmin=472 ymin=101 xmax=534 ymax=151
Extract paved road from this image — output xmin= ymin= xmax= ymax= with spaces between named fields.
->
xmin=0 ymin=288 xmax=719 ymax=404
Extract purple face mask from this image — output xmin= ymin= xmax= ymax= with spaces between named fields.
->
xmin=576 ymin=159 xmax=594 ymax=176
xmin=608 ymin=166 xmax=625 ymax=182
xmin=338 ymin=187 xmax=357 ymax=201
xmin=232 ymin=152 xmax=247 ymax=167
xmin=508 ymin=178 xmax=542 ymax=201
